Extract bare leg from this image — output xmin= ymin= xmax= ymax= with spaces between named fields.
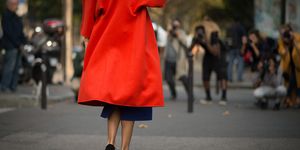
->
xmin=121 ymin=120 xmax=135 ymax=150
xmin=107 ymin=109 xmax=121 ymax=146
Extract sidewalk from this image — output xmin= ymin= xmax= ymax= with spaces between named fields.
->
xmin=0 ymin=84 xmax=74 ymax=108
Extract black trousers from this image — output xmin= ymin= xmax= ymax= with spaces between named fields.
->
xmin=164 ymin=61 xmax=177 ymax=98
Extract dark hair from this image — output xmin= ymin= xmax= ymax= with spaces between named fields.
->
xmin=195 ymin=25 xmax=205 ymax=34
xmin=281 ymin=24 xmax=293 ymax=32
xmin=249 ymin=29 xmax=263 ymax=43
xmin=231 ymin=14 xmax=240 ymax=23
xmin=268 ymin=55 xmax=276 ymax=63
xmin=172 ymin=18 xmax=182 ymax=24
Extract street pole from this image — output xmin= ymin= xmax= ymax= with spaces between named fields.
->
xmin=63 ymin=0 xmax=74 ymax=84
xmin=177 ymin=40 xmax=194 ymax=113
xmin=187 ymin=52 xmax=194 ymax=113
xmin=41 ymin=62 xmax=47 ymax=110
xmin=281 ymin=0 xmax=286 ymax=25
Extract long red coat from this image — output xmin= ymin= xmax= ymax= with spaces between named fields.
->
xmin=78 ymin=0 xmax=165 ymax=107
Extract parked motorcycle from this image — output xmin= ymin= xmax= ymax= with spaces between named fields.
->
xmin=20 ymin=19 xmax=64 ymax=84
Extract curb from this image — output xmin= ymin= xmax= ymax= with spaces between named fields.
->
xmin=0 ymin=86 xmax=75 ymax=108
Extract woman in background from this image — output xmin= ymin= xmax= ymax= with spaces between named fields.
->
xmin=241 ymin=29 xmax=266 ymax=72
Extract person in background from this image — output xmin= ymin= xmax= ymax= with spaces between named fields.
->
xmin=226 ymin=18 xmax=247 ymax=82
xmin=195 ymin=17 xmax=228 ymax=105
xmin=278 ymin=24 xmax=300 ymax=108
xmin=241 ymin=29 xmax=265 ymax=72
xmin=253 ymin=57 xmax=286 ymax=109
xmin=213 ymin=32 xmax=229 ymax=105
xmin=164 ymin=19 xmax=188 ymax=100
xmin=0 ymin=0 xmax=26 ymax=92
xmin=192 ymin=26 xmax=227 ymax=105
xmin=200 ymin=17 xmax=220 ymax=104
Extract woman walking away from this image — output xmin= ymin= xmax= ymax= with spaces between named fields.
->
xmin=79 ymin=0 xmax=166 ymax=150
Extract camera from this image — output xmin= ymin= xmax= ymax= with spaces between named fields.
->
xmin=210 ymin=31 xmax=219 ymax=45
xmin=193 ymin=26 xmax=205 ymax=45
xmin=282 ymin=30 xmax=292 ymax=40
xmin=169 ymin=25 xmax=178 ymax=38
xmin=245 ymin=39 xmax=254 ymax=51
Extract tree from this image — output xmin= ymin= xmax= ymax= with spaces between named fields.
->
xmin=150 ymin=0 xmax=254 ymax=32
xmin=27 ymin=0 xmax=63 ymax=22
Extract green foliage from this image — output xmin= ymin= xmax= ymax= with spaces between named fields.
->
xmin=73 ymin=0 xmax=81 ymax=16
xmin=0 ymin=1 xmax=6 ymax=14
xmin=28 ymin=0 xmax=63 ymax=21
xmin=223 ymin=0 xmax=254 ymax=29
xmin=156 ymin=0 xmax=254 ymax=32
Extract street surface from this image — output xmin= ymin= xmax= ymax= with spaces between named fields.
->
xmin=0 ymin=86 xmax=300 ymax=150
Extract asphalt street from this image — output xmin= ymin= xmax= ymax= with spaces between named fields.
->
xmin=0 ymin=86 xmax=300 ymax=150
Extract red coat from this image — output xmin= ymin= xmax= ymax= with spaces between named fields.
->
xmin=78 ymin=0 xmax=165 ymax=107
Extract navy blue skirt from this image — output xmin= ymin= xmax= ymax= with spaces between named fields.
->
xmin=101 ymin=104 xmax=152 ymax=121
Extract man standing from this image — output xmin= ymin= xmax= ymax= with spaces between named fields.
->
xmin=226 ymin=19 xmax=246 ymax=82
xmin=164 ymin=19 xmax=188 ymax=100
xmin=199 ymin=17 xmax=228 ymax=105
xmin=0 ymin=0 xmax=26 ymax=92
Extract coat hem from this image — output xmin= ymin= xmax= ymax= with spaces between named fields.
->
xmin=77 ymin=99 xmax=164 ymax=107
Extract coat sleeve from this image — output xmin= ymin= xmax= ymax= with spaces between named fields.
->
xmin=80 ymin=0 xmax=97 ymax=39
xmin=141 ymin=0 xmax=166 ymax=7
xmin=132 ymin=0 xmax=166 ymax=14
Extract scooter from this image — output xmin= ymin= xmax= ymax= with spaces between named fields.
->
xmin=20 ymin=19 xmax=64 ymax=84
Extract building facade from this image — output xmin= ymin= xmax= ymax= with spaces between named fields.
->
xmin=255 ymin=0 xmax=300 ymax=38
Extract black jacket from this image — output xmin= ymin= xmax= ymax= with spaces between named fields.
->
xmin=226 ymin=23 xmax=246 ymax=50
xmin=1 ymin=9 xmax=26 ymax=50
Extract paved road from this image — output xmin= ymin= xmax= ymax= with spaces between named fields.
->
xmin=0 ymin=86 xmax=300 ymax=150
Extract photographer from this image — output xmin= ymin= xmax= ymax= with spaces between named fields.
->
xmin=193 ymin=24 xmax=228 ymax=105
xmin=191 ymin=25 xmax=206 ymax=56
xmin=278 ymin=24 xmax=300 ymax=107
xmin=241 ymin=29 xmax=266 ymax=72
xmin=164 ymin=19 xmax=188 ymax=100
xmin=253 ymin=57 xmax=286 ymax=109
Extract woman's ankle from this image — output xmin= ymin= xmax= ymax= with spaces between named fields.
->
xmin=121 ymin=145 xmax=129 ymax=150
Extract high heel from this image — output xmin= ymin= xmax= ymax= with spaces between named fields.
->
xmin=105 ymin=144 xmax=115 ymax=150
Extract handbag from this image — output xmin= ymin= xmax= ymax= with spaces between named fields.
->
xmin=243 ymin=50 xmax=253 ymax=64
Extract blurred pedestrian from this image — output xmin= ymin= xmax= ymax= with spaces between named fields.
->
xmin=196 ymin=17 xmax=228 ymax=105
xmin=0 ymin=0 xmax=26 ymax=92
xmin=79 ymin=1 xmax=165 ymax=150
xmin=253 ymin=57 xmax=286 ymax=109
xmin=278 ymin=24 xmax=300 ymax=108
xmin=226 ymin=19 xmax=247 ymax=82
xmin=164 ymin=19 xmax=188 ymax=100
xmin=152 ymin=22 xmax=167 ymax=71
xmin=241 ymin=29 xmax=266 ymax=72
